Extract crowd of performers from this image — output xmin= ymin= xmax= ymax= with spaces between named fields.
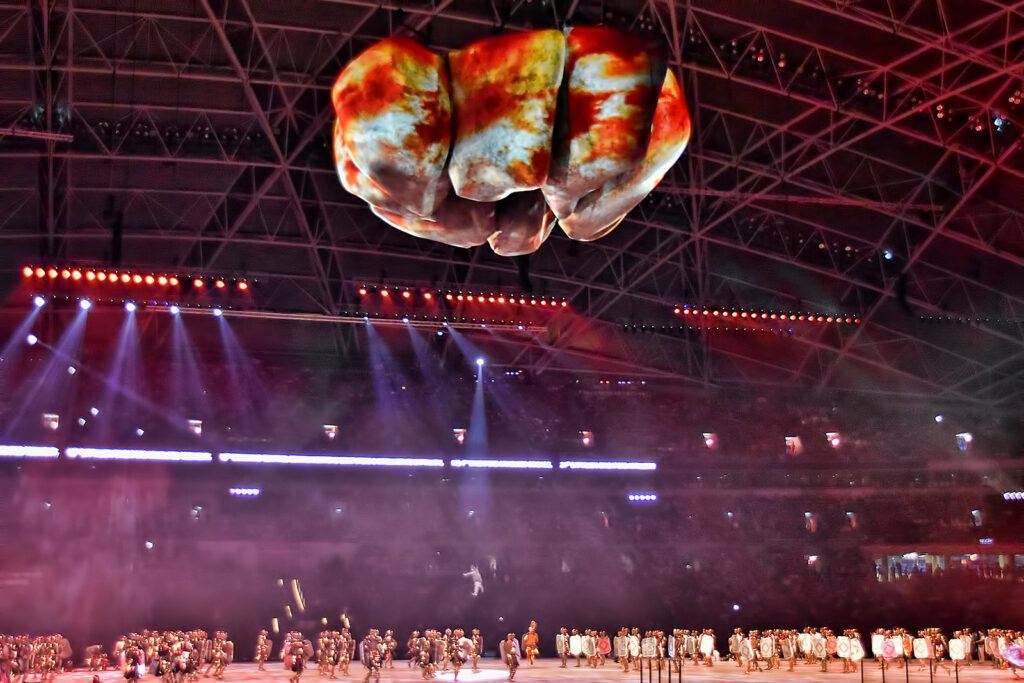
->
xmin=2 ymin=626 xmax=1022 ymax=682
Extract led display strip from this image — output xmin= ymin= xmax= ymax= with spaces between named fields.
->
xmin=22 ymin=265 xmax=250 ymax=291
xmin=559 ymin=460 xmax=658 ymax=471
xmin=219 ymin=453 xmax=445 ymax=467
xmin=66 ymin=447 xmax=213 ymax=462
xmin=450 ymin=459 xmax=553 ymax=469
xmin=0 ymin=445 xmax=60 ymax=458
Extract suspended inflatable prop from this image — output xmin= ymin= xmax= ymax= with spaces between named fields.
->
xmin=331 ymin=28 xmax=691 ymax=255
xmin=1005 ymin=645 xmax=1024 ymax=669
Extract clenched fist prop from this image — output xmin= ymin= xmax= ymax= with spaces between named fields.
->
xmin=331 ymin=27 xmax=691 ymax=256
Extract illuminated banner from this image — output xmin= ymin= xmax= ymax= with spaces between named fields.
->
xmin=331 ymin=27 xmax=691 ymax=255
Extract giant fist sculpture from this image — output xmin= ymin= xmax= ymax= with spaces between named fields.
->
xmin=331 ymin=27 xmax=691 ymax=256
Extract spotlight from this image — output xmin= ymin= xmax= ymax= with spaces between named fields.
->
xmin=238 ymin=281 xmax=249 ymax=291
xmin=79 ymin=299 xmax=92 ymax=310
xmin=125 ymin=302 xmax=137 ymax=313
xmin=61 ymin=269 xmax=71 ymax=279
xmin=193 ymin=278 xmax=204 ymax=288
xmin=229 ymin=487 xmax=261 ymax=497
xmin=703 ymin=432 xmax=718 ymax=449
xmin=215 ymin=280 xmax=226 ymax=289
xmin=453 ymin=428 xmax=467 ymax=445
xmin=33 ymin=296 xmax=45 ymax=308
xmin=26 ymin=334 xmax=38 ymax=346
xmin=475 ymin=358 xmax=485 ymax=367
xmin=22 ymin=266 xmax=33 ymax=278
xmin=67 ymin=366 xmax=77 ymax=375
xmin=35 ymin=267 xmax=45 ymax=278
xmin=956 ymin=432 xmax=973 ymax=451
xmin=436 ymin=330 xmax=444 ymax=336
xmin=132 ymin=274 xmax=143 ymax=284
xmin=402 ymin=290 xmax=411 ymax=299
xmin=136 ymin=428 xmax=145 ymax=437
xmin=71 ymin=270 xmax=81 ymax=280
xmin=323 ymin=425 xmax=338 ymax=440
xmin=212 ymin=308 xmax=223 ymax=317
xmin=47 ymin=268 xmax=58 ymax=279
xmin=380 ymin=289 xmax=390 ymax=297
xmin=169 ymin=277 xmax=179 ymax=286
xmin=145 ymin=275 xmax=155 ymax=285
xmin=424 ymin=292 xmax=432 ymax=301
xmin=158 ymin=276 xmax=168 ymax=286
xmin=90 ymin=407 xmax=99 ymax=416
xmin=402 ymin=317 xmax=409 ymax=323
xmin=827 ymin=432 xmax=841 ymax=448
xmin=188 ymin=419 xmax=203 ymax=437
xmin=580 ymin=430 xmax=594 ymax=447
xmin=120 ymin=274 xmax=130 ymax=283
xmin=358 ymin=287 xmax=367 ymax=295
xmin=42 ymin=413 xmax=59 ymax=430
xmin=97 ymin=272 xmax=107 ymax=282
xmin=883 ymin=249 xmax=893 ymax=260
xmin=169 ymin=305 xmax=180 ymax=315
xmin=144 ymin=541 xmax=154 ymax=550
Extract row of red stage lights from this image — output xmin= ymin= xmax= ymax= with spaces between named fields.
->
xmin=358 ymin=287 xmax=569 ymax=308
xmin=22 ymin=266 xmax=249 ymax=291
xmin=674 ymin=307 xmax=859 ymax=324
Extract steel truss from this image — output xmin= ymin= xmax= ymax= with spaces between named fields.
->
xmin=0 ymin=0 xmax=1021 ymax=403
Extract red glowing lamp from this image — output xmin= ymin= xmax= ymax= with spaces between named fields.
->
xmin=194 ymin=279 xmax=205 ymax=288
xmin=22 ymin=266 xmax=33 ymax=278
xmin=380 ymin=289 xmax=390 ymax=297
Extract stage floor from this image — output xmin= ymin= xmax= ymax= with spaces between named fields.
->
xmin=75 ymin=661 xmax=1017 ymax=683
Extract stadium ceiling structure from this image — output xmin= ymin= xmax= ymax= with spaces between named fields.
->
xmin=0 ymin=0 xmax=1022 ymax=404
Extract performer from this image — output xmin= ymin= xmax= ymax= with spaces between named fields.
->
xmin=254 ymin=631 xmax=272 ymax=671
xmin=729 ymin=629 xmax=743 ymax=667
xmin=337 ymin=629 xmax=353 ymax=677
xmin=362 ymin=642 xmax=381 ymax=683
xmin=285 ymin=633 xmax=312 ymax=683
xmin=406 ymin=631 xmax=421 ymax=668
xmin=699 ymin=629 xmax=715 ymax=667
xmin=416 ymin=631 xmax=434 ymax=681
xmin=383 ymin=631 xmax=396 ymax=669
xmin=210 ymin=632 xmax=232 ymax=680
xmin=463 ymin=565 xmax=484 ymax=597
xmin=500 ymin=633 xmax=520 ymax=682
xmin=470 ymin=629 xmax=483 ymax=672
xmin=522 ymin=622 xmax=539 ymax=666
xmin=556 ymin=628 xmax=570 ymax=669
xmin=598 ymin=630 xmax=611 ymax=666
xmin=448 ymin=629 xmax=468 ymax=681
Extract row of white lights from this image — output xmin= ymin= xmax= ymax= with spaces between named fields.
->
xmin=32 ymin=296 xmax=222 ymax=317
xmin=1003 ymin=491 xmax=1024 ymax=501
xmin=628 ymin=493 xmax=658 ymax=501
xmin=0 ymin=446 xmax=655 ymax=471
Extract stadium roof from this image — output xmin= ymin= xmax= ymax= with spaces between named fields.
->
xmin=0 ymin=0 xmax=1022 ymax=403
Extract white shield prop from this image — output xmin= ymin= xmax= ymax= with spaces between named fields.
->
xmin=555 ymin=634 xmax=567 ymax=655
xmin=799 ymin=634 xmax=812 ymax=653
xmin=949 ymin=640 xmax=966 ymax=661
xmin=569 ymin=635 xmax=582 ymax=657
xmin=890 ymin=637 xmax=904 ymax=657
xmin=699 ymin=635 xmax=714 ymax=657
xmin=641 ymin=638 xmax=657 ymax=659
xmin=871 ymin=635 xmax=885 ymax=657
xmin=813 ymin=638 xmax=827 ymax=659
xmin=913 ymin=638 xmax=932 ymax=660
xmin=740 ymin=639 xmax=755 ymax=662
xmin=998 ymin=637 xmax=1007 ymax=656
xmin=629 ymin=636 xmax=641 ymax=658
xmin=583 ymin=637 xmax=596 ymax=658
xmin=668 ymin=637 xmax=676 ymax=659
xmin=837 ymin=637 xmax=851 ymax=659
xmin=686 ymin=636 xmax=696 ymax=656
xmin=615 ymin=637 xmax=627 ymax=658
xmin=760 ymin=638 xmax=774 ymax=659
xmin=781 ymin=639 xmax=794 ymax=660
xmin=851 ymin=639 xmax=866 ymax=662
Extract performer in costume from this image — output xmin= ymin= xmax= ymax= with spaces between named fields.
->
xmin=471 ymin=629 xmax=483 ymax=672
xmin=255 ymin=631 xmax=272 ymax=671
xmin=500 ymin=634 xmax=520 ymax=681
xmin=556 ymin=628 xmax=570 ymax=669
xmin=598 ymin=630 xmax=611 ymax=666
xmin=383 ymin=631 xmax=396 ymax=669
xmin=522 ymin=622 xmax=539 ymax=665
xmin=729 ymin=629 xmax=743 ymax=667
xmin=406 ymin=631 xmax=421 ymax=668
xmin=448 ymin=629 xmax=467 ymax=681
